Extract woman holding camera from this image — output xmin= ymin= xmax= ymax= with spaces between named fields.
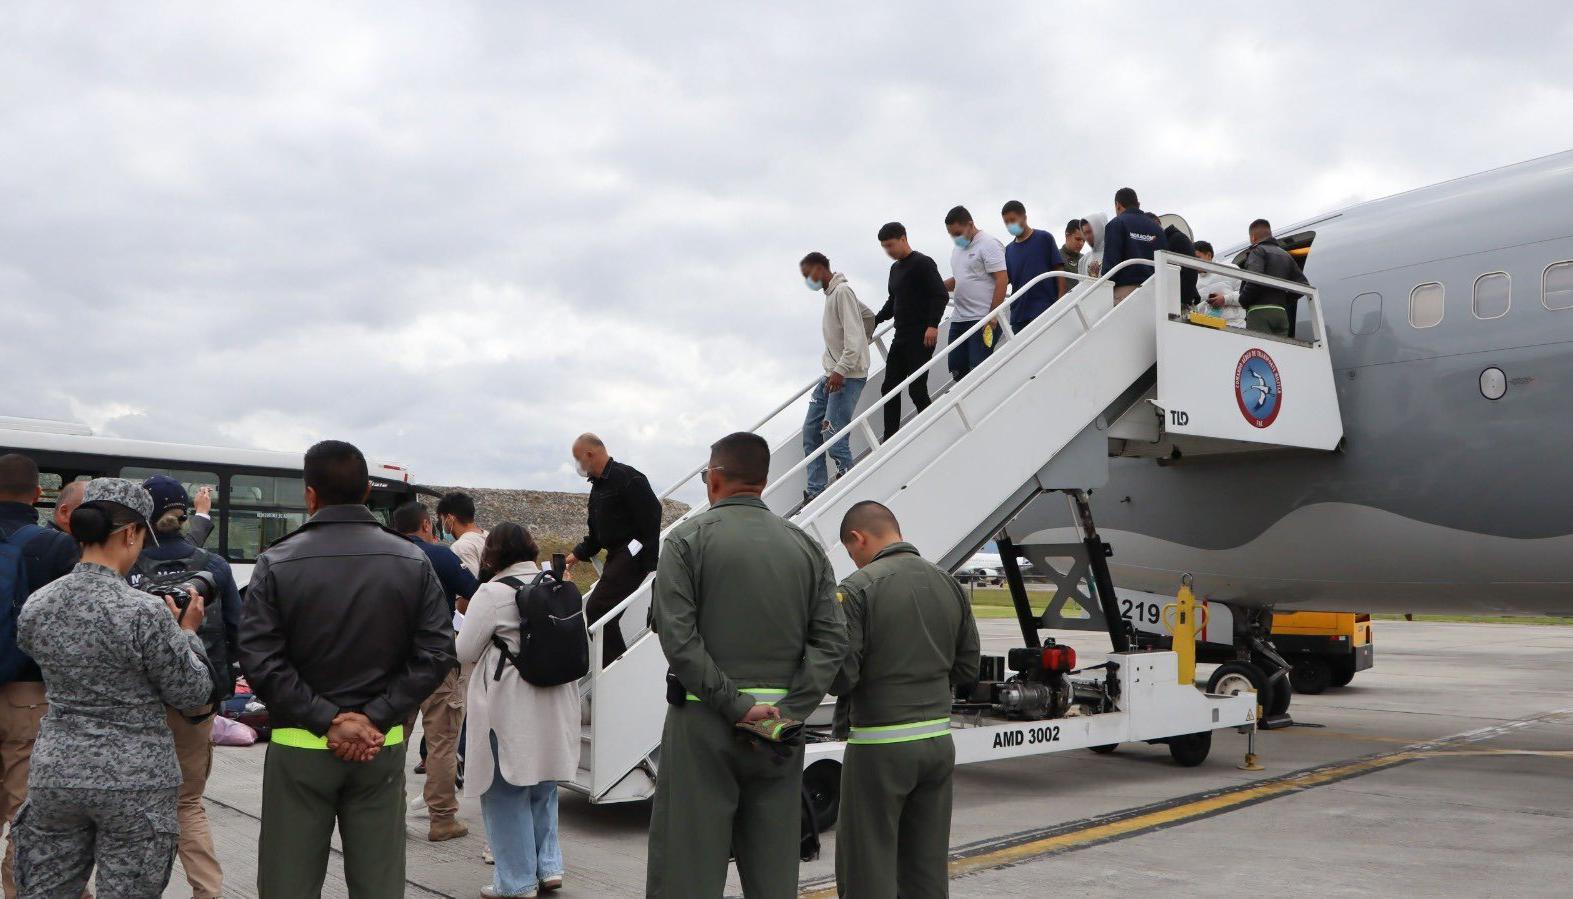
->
xmin=12 ymin=478 xmax=214 ymax=898
xmin=459 ymin=522 xmax=580 ymax=899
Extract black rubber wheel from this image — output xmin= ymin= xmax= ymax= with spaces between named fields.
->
xmin=1206 ymin=661 xmax=1270 ymax=710
xmin=1328 ymin=658 xmax=1357 ymax=688
xmin=802 ymin=761 xmax=841 ymax=831
xmin=1168 ymin=731 xmax=1212 ymax=767
xmin=1290 ymin=657 xmax=1333 ymax=695
xmin=1089 ymin=743 xmax=1119 ymax=754
xmin=1264 ymin=671 xmax=1293 ymax=716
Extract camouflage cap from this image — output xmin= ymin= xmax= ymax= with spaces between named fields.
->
xmin=82 ymin=477 xmax=158 ymax=545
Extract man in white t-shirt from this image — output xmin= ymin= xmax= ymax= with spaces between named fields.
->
xmin=942 ymin=206 xmax=1008 ymax=381
xmin=437 ymin=491 xmax=487 ymax=580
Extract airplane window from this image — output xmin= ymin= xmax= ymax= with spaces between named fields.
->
xmin=1350 ymin=292 xmax=1382 ymax=334
xmin=1472 ymin=272 xmax=1511 ymax=320
xmin=1409 ymin=282 xmax=1444 ymax=329
xmin=1544 ymin=261 xmax=1573 ymax=310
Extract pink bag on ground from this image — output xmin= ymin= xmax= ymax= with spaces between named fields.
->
xmin=211 ymin=715 xmax=258 ymax=747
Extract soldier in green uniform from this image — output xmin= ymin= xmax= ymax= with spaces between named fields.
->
xmin=646 ymin=431 xmax=848 ymax=899
xmin=832 ymin=500 xmax=980 ymax=899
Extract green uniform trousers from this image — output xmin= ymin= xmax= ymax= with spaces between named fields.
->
xmin=835 ymin=735 xmax=955 ymax=899
xmin=646 ymin=702 xmax=804 ymax=899
xmin=1245 ymin=306 xmax=1290 ymax=337
xmin=257 ymin=740 xmax=408 ymax=899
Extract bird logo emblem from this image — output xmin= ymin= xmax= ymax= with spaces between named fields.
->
xmin=1234 ymin=349 xmax=1283 ymax=428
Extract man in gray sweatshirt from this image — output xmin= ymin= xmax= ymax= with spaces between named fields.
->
xmin=799 ymin=252 xmax=872 ymax=502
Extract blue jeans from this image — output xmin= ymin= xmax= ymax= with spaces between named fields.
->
xmin=482 ymin=734 xmax=563 ymax=894
xmin=802 ymin=375 xmax=867 ymax=498
xmin=948 ymin=320 xmax=994 ymax=381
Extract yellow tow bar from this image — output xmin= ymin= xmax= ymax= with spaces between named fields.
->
xmin=1163 ymin=573 xmax=1208 ymax=686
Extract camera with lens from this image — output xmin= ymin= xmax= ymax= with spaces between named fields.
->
xmin=138 ymin=569 xmax=217 ymax=615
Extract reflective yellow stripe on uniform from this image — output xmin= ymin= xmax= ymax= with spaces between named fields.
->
xmin=686 ymin=688 xmax=788 ymax=705
xmin=272 ymin=725 xmax=406 ymax=750
xmin=1248 ymin=304 xmax=1286 ymax=313
xmin=847 ymin=718 xmax=951 ymax=745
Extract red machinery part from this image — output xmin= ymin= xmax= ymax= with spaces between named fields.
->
xmin=1041 ymin=645 xmax=1077 ymax=673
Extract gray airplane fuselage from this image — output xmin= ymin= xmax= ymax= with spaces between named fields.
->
xmin=1014 ymin=152 xmax=1573 ymax=616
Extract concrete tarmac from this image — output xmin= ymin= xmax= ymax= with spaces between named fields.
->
xmin=18 ymin=619 xmax=1553 ymax=897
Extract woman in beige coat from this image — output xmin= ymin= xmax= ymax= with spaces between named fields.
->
xmin=459 ymin=523 xmax=581 ymax=898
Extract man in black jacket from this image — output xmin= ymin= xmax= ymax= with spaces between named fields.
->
xmin=239 ymin=440 xmax=455 ymax=898
xmin=566 ymin=434 xmax=663 ymax=666
xmin=0 ymin=453 xmax=78 ymax=898
xmin=874 ymin=222 xmax=949 ymax=440
xmin=1101 ymin=187 xmax=1166 ymax=302
xmin=1239 ymin=218 xmax=1310 ymax=336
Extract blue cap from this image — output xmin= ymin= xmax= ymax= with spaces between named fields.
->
xmin=141 ymin=475 xmax=191 ymax=522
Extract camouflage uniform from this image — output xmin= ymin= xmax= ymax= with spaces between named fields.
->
xmin=11 ymin=479 xmax=212 ymax=899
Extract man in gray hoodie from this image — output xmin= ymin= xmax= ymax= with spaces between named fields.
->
xmin=799 ymin=252 xmax=872 ymax=502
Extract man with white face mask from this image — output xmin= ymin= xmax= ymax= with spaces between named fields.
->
xmin=566 ymin=434 xmax=663 ymax=665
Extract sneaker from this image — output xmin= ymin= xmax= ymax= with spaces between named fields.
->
xmin=481 ymin=887 xmax=537 ymax=898
xmin=540 ymin=875 xmax=564 ymax=892
xmin=429 ymin=817 xmax=470 ymax=842
xmin=408 ymin=794 xmax=428 ymax=813
xmin=483 ymin=844 xmax=495 ymax=865
xmin=414 ymin=760 xmax=427 ymax=775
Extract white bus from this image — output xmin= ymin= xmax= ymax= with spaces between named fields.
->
xmin=0 ymin=417 xmax=425 ymax=586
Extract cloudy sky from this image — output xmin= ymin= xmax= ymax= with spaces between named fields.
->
xmin=5 ymin=2 xmax=1572 ymax=497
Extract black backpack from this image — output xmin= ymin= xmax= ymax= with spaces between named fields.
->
xmin=0 ymin=524 xmax=43 ymax=684
xmin=131 ymin=549 xmax=232 ymax=706
xmin=493 ymin=571 xmax=589 ymax=687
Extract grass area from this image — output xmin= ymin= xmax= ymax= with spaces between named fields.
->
xmin=966 ymin=586 xmax=1086 ymax=620
xmin=1372 ymin=613 xmax=1573 ymax=626
xmin=536 ymin=537 xmax=601 ymax=592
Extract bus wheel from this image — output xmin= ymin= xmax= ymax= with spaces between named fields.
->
xmin=1089 ymin=743 xmax=1119 ymax=754
xmin=1290 ymin=657 xmax=1332 ymax=695
xmin=1168 ymin=731 xmax=1212 ymax=767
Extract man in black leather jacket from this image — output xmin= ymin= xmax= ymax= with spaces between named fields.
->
xmin=239 ymin=439 xmax=455 ymax=898
xmin=1239 ymin=218 xmax=1311 ymax=336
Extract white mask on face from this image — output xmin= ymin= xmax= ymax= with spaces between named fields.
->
xmin=575 ymin=461 xmax=590 ymax=478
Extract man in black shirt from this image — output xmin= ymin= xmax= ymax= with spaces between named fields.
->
xmin=874 ymin=222 xmax=949 ymax=441
xmin=566 ymin=434 xmax=663 ymax=666
xmin=1149 ymin=212 xmax=1200 ymax=308
xmin=0 ymin=453 xmax=79 ymax=898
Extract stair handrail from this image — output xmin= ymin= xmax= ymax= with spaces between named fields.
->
xmin=655 ymin=320 xmax=897 ymax=504
xmin=756 ymin=260 xmax=1155 ymax=510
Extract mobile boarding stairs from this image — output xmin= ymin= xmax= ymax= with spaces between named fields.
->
xmin=566 ymin=252 xmax=1344 ymax=813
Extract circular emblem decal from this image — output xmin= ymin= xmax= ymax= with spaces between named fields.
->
xmin=1234 ymin=349 xmax=1282 ymax=428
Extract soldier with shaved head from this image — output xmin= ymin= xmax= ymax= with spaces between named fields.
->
xmin=566 ymin=433 xmax=662 ymax=665
xmin=832 ymin=501 xmax=980 ymax=899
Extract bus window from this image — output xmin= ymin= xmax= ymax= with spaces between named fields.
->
xmin=228 ymin=474 xmax=308 ymax=562
xmin=120 ymin=466 xmax=221 ymax=501
xmin=33 ymin=473 xmax=63 ymax=527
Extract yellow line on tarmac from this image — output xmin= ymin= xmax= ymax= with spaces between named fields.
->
xmin=944 ymin=750 xmax=1421 ymax=879
xmin=797 ymin=747 xmax=1573 ymax=898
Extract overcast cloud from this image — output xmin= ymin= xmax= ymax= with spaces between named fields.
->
xmin=4 ymin=2 xmax=1572 ymax=498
